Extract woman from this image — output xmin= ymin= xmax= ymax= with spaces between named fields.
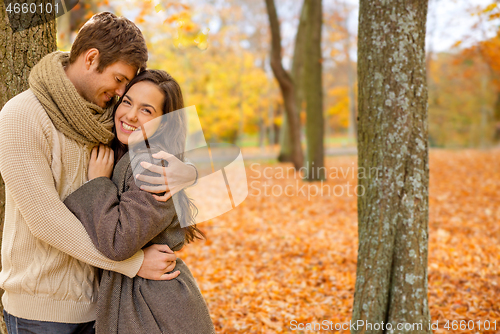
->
xmin=63 ymin=70 xmax=215 ymax=334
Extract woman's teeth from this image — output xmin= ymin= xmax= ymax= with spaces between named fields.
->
xmin=122 ymin=122 xmax=137 ymax=131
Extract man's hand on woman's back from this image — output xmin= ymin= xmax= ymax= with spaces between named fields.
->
xmin=137 ymin=244 xmax=180 ymax=280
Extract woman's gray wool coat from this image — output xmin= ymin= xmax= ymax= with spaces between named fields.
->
xmin=64 ymin=152 xmax=215 ymax=334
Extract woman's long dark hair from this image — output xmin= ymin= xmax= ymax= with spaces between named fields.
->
xmin=112 ymin=69 xmax=205 ymax=243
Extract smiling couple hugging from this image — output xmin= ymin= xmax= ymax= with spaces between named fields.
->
xmin=0 ymin=11 xmax=215 ymax=334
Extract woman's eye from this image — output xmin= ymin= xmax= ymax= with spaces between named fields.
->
xmin=123 ymin=100 xmax=131 ymax=105
xmin=142 ymin=108 xmax=152 ymax=114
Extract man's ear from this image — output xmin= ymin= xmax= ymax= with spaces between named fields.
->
xmin=83 ymin=48 xmax=100 ymax=70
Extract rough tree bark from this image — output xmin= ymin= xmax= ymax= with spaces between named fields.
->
xmin=352 ymin=1 xmax=430 ymax=334
xmin=0 ymin=1 xmax=57 ymax=332
xmin=264 ymin=0 xmax=304 ymax=169
xmin=303 ymin=0 xmax=324 ymax=181
xmin=277 ymin=0 xmax=308 ymax=163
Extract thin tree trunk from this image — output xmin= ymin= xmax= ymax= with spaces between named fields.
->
xmin=268 ymin=103 xmax=276 ymax=147
xmin=346 ymin=38 xmax=357 ymax=143
xmin=264 ymin=0 xmax=304 ymax=169
xmin=278 ymin=0 xmax=308 ymax=163
xmin=347 ymin=58 xmax=357 ymax=142
xmin=493 ymin=91 xmax=500 ymax=143
xmin=303 ymin=0 xmax=324 ymax=181
xmin=278 ymin=113 xmax=292 ymax=159
xmin=343 ymin=2 xmax=357 ymax=143
xmin=352 ymin=1 xmax=430 ymax=333
xmin=0 ymin=1 xmax=56 ymax=332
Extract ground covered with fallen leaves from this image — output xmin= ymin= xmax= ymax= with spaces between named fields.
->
xmin=178 ymin=149 xmax=500 ymax=333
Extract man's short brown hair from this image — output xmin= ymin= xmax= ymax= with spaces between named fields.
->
xmin=69 ymin=12 xmax=148 ymax=73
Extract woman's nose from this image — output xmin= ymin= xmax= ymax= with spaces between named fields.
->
xmin=126 ymin=109 xmax=138 ymax=122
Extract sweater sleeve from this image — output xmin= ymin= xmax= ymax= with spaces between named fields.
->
xmin=63 ymin=174 xmax=178 ymax=261
xmin=0 ymin=97 xmax=143 ymax=278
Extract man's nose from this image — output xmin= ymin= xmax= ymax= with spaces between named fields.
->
xmin=116 ymin=84 xmax=126 ymax=97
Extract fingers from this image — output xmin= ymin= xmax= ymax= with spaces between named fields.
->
xmin=159 ymin=270 xmax=180 ymax=281
xmin=109 ymin=148 xmax=114 ymax=164
xmin=94 ymin=145 xmax=114 ymax=168
xmin=153 ymin=244 xmax=174 ymax=254
xmin=152 ymin=151 xmax=174 ymax=160
xmin=91 ymin=146 xmax=98 ymax=162
xmin=97 ymin=144 xmax=104 ymax=161
xmin=102 ymin=144 xmax=109 ymax=162
xmin=165 ymin=261 xmax=176 ymax=273
xmin=152 ymin=192 xmax=172 ymax=202
xmin=135 ymin=173 xmax=169 ymax=185
xmin=139 ymin=184 xmax=170 ymax=193
xmin=140 ymin=161 xmax=165 ymax=175
xmin=138 ymin=244 xmax=181 ymax=280
xmin=96 ymin=144 xmax=105 ymax=160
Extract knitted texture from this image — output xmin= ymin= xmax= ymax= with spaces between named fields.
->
xmin=0 ymin=90 xmax=144 ymax=323
xmin=29 ymin=51 xmax=115 ymax=145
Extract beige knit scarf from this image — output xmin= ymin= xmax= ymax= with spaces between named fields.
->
xmin=29 ymin=51 xmax=115 ymax=145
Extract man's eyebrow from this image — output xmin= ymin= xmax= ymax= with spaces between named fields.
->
xmin=117 ymin=72 xmax=132 ymax=82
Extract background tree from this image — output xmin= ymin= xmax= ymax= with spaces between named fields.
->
xmin=341 ymin=1 xmax=357 ymax=143
xmin=277 ymin=0 xmax=307 ymax=162
xmin=352 ymin=1 xmax=431 ymax=333
xmin=323 ymin=0 xmax=358 ymax=146
xmin=264 ymin=0 xmax=304 ymax=170
xmin=0 ymin=1 xmax=57 ymax=332
xmin=303 ymin=0 xmax=324 ymax=181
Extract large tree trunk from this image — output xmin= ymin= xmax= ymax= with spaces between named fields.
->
xmin=303 ymin=0 xmax=324 ymax=181
xmin=278 ymin=0 xmax=308 ymax=163
xmin=0 ymin=1 xmax=56 ymax=332
xmin=264 ymin=0 xmax=304 ymax=170
xmin=352 ymin=1 xmax=430 ymax=333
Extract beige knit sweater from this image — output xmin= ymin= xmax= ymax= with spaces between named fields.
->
xmin=0 ymin=90 xmax=144 ymax=323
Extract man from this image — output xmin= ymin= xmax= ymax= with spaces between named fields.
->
xmin=0 ymin=12 xmax=196 ymax=333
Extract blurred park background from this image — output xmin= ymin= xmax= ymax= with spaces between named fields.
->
xmin=56 ymin=0 xmax=500 ymax=152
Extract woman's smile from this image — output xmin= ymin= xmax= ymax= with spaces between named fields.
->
xmin=114 ymin=81 xmax=164 ymax=145
xmin=120 ymin=121 xmax=137 ymax=132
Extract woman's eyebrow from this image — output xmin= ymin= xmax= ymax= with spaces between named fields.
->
xmin=124 ymin=95 xmax=157 ymax=113
xmin=140 ymin=103 xmax=157 ymax=113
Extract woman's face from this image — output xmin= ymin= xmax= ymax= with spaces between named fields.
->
xmin=114 ymin=81 xmax=164 ymax=145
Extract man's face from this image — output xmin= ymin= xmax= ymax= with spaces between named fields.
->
xmin=81 ymin=61 xmax=137 ymax=108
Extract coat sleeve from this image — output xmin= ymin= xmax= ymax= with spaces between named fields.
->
xmin=63 ymin=172 xmax=179 ymax=261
